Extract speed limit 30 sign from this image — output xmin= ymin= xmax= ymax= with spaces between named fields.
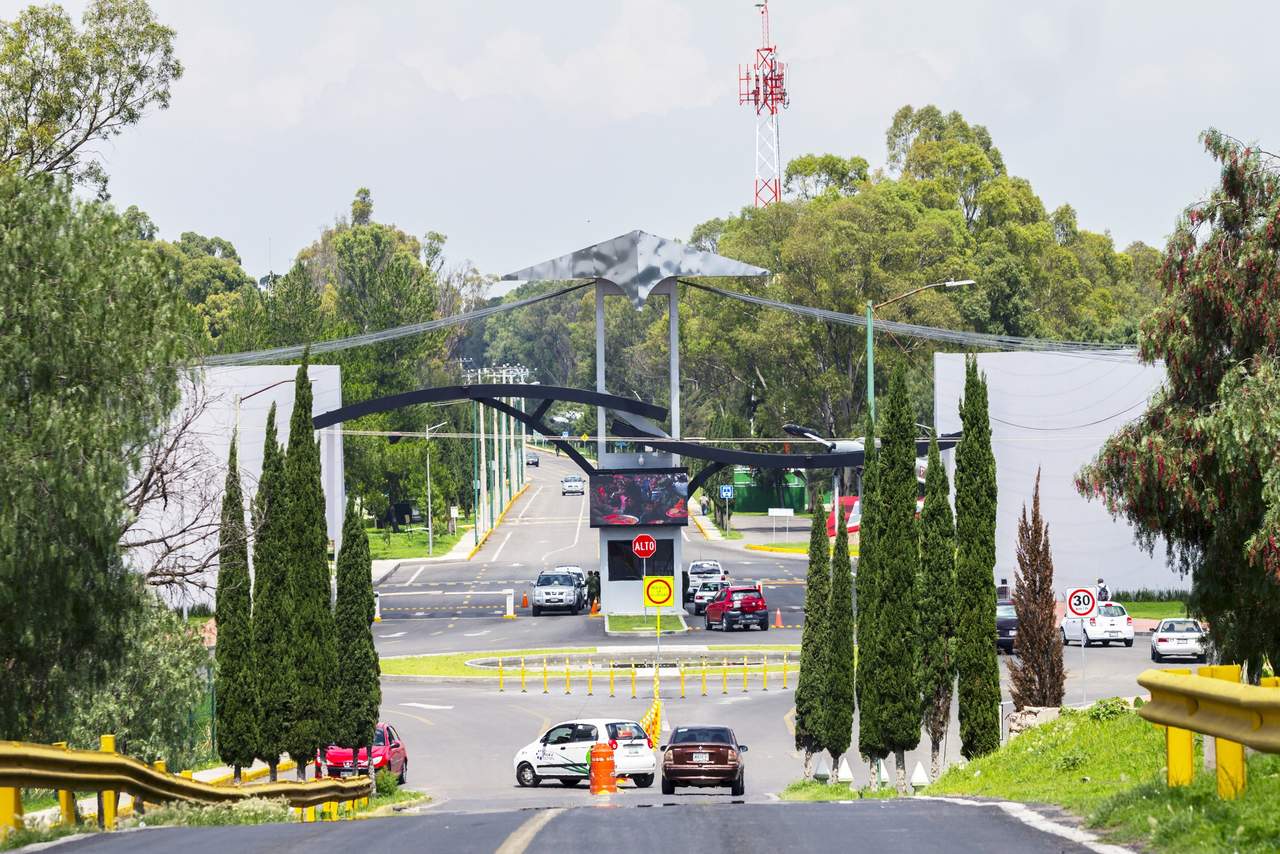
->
xmin=1066 ymin=587 xmax=1097 ymax=618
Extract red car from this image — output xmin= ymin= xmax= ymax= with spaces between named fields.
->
xmin=703 ymin=586 xmax=769 ymax=631
xmin=321 ymin=722 xmax=408 ymax=782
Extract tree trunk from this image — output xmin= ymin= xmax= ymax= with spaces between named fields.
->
xmin=868 ymin=758 xmax=878 ymax=789
xmin=895 ymin=749 xmax=907 ymax=795
xmin=233 ymin=762 xmax=241 ymax=785
xmin=368 ymin=743 xmax=376 ymax=780
xmin=297 ymin=761 xmax=307 ymax=782
xmin=268 ymin=759 xmax=277 ymax=782
xmin=930 ymin=739 xmax=941 ymax=782
xmin=802 ymin=749 xmax=814 ymax=780
xmin=828 ymin=752 xmax=842 ymax=785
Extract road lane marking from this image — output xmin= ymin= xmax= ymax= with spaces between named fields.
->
xmin=402 ymin=565 xmax=426 ymax=587
xmin=385 ymin=708 xmax=435 ymax=727
xmin=402 ymin=702 xmax=454 ymax=710
xmin=378 ymin=631 xmax=407 ymax=638
xmin=920 ymin=797 xmax=1130 ymax=854
xmin=539 ymin=493 xmax=585 ymax=562
xmin=464 ymin=630 xmax=491 ymax=637
xmin=492 ymin=531 xmax=513 ymax=562
xmin=379 ymin=590 xmax=445 ymax=597
xmin=515 ymin=486 xmax=544 ymax=521
xmin=496 ymin=807 xmax=562 ymax=854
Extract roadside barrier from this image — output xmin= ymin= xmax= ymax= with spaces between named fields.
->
xmin=490 ymin=653 xmax=801 ymax=696
xmin=589 ymin=743 xmax=617 ymax=795
xmin=1138 ymin=666 xmax=1280 ymax=799
xmin=0 ymin=738 xmax=373 ymax=836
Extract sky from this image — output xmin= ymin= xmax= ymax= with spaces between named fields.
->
xmin=14 ymin=0 xmax=1280 ymax=288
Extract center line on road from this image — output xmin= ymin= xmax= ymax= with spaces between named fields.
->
xmin=496 ymin=808 xmax=562 ymax=854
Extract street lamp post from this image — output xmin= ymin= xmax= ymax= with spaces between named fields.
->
xmin=865 ymin=280 xmax=973 ymax=419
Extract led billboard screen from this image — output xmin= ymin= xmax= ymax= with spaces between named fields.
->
xmin=589 ymin=469 xmax=689 ymax=527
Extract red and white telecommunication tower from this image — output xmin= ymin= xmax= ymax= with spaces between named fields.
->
xmin=739 ymin=1 xmax=790 ymax=207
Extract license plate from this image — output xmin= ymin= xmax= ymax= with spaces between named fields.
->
xmin=692 ymin=752 xmax=709 ymax=763
xmin=1108 ymin=631 xmax=1121 ymax=637
xmin=1177 ymin=639 xmax=1188 ymax=644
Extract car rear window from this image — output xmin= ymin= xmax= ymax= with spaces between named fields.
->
xmin=607 ymin=722 xmax=646 ymax=741
xmin=671 ymin=727 xmax=733 ymax=745
xmin=996 ymin=604 xmax=1016 ymax=618
xmin=729 ymin=589 xmax=758 ymax=601
xmin=1098 ymin=604 xmax=1126 ymax=617
xmin=1163 ymin=620 xmax=1200 ymax=633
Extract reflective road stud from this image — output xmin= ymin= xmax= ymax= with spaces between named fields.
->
xmin=1200 ymin=664 xmax=1246 ymax=798
xmin=1163 ymin=668 xmax=1194 ymax=787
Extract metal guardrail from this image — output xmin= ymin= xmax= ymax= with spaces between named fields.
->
xmin=1137 ymin=666 xmax=1280 ymax=799
xmin=0 ymin=738 xmax=373 ymax=833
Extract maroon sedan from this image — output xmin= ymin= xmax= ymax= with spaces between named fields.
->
xmin=660 ymin=725 xmax=746 ymax=795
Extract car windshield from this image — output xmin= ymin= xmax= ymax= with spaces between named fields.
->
xmin=671 ymin=727 xmax=733 ymax=745
xmin=1098 ymin=604 xmax=1126 ymax=617
xmin=996 ymin=604 xmax=1016 ymax=618
xmin=1162 ymin=620 xmax=1201 ymax=633
xmin=563 ymin=476 xmax=582 ymax=483
xmin=374 ymin=728 xmax=385 ymax=746
xmin=607 ymin=722 xmax=646 ymax=741
xmin=538 ymin=574 xmax=573 ymax=587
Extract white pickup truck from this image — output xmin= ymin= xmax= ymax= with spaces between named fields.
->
xmin=1061 ymin=601 xmax=1134 ymax=647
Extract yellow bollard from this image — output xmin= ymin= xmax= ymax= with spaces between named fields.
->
xmin=588 ymin=658 xmax=594 ymax=696
xmin=305 ymin=805 xmax=315 ymax=822
xmin=53 ymin=742 xmax=75 ymax=826
xmin=679 ymin=662 xmax=686 ymax=699
xmin=1200 ymin=664 xmax=1246 ymax=798
xmin=499 ymin=657 xmax=505 ymax=692
xmin=565 ymin=657 xmax=572 ymax=694
xmin=0 ymin=787 xmax=22 ymax=836
xmin=296 ymin=807 xmax=304 ymax=822
xmin=701 ymin=659 xmax=708 ymax=696
xmin=520 ymin=657 xmax=527 ymax=693
xmin=609 ymin=661 xmax=616 ymax=697
xmin=722 ymin=657 xmax=729 ymax=695
xmin=630 ymin=667 xmax=637 ymax=699
xmin=762 ymin=656 xmax=769 ymax=691
xmin=742 ymin=658 xmax=749 ymax=693
xmin=100 ymin=734 xmax=117 ymax=830
xmin=180 ymin=770 xmax=193 ymax=779
xmin=1159 ymin=668 xmax=1194 ymax=787
xmin=542 ymin=656 xmax=549 ymax=694
xmin=782 ymin=652 xmax=789 ymax=689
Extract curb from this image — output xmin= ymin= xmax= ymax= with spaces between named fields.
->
xmin=745 ymin=544 xmax=810 ymax=556
xmin=467 ymin=481 xmax=531 ymax=560
xmin=691 ymin=513 xmax=722 ymax=542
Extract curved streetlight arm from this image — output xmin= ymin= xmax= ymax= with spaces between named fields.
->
xmin=873 ymin=279 xmax=974 ymax=311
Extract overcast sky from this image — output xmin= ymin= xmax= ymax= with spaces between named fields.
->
xmin=16 ymin=1 xmax=1280 ymax=286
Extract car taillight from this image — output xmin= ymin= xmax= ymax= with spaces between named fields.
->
xmin=1127 ymin=616 xmax=1133 ymax=625
xmin=646 ymin=737 xmax=653 ymax=749
xmin=1089 ymin=617 xmax=1096 ymax=626
xmin=609 ymin=739 xmax=618 ymax=750
xmin=728 ymin=749 xmax=738 ymax=763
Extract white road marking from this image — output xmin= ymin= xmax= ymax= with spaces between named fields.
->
xmin=402 ymin=565 xmax=426 ymax=587
xmin=464 ymin=629 xmax=492 ymax=637
xmin=539 ymin=492 xmax=585 ymax=562
xmin=515 ymin=486 xmax=543 ymax=521
xmin=920 ymin=798 xmax=1130 ymax=854
xmin=380 ymin=590 xmax=444 ymax=597
xmin=492 ymin=531 xmax=513 ymax=562
xmin=378 ymin=631 xmax=407 ymax=638
xmin=496 ymin=807 xmax=562 ymax=854
xmin=402 ymin=702 xmax=455 ymax=711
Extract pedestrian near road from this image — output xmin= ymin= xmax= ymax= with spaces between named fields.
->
xmin=587 ymin=571 xmax=601 ymax=610
xmin=1096 ymin=577 xmax=1110 ymax=602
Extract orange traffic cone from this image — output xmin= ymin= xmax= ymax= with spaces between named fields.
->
xmin=521 ymin=591 xmax=529 ymax=609
xmin=773 ymin=608 xmax=784 ymax=629
xmin=589 ymin=599 xmax=600 ymax=618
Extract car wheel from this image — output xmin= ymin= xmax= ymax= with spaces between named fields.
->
xmin=1083 ymin=631 xmax=1093 ymax=648
xmin=1151 ymin=649 xmax=1161 ymax=662
xmin=398 ymin=758 xmax=407 ymax=785
xmin=633 ymin=774 xmax=654 ymax=789
xmin=1124 ymin=639 xmax=1133 ymax=648
xmin=1061 ymin=628 xmax=1069 ymax=647
xmin=705 ymin=614 xmax=713 ymax=631
xmin=559 ymin=778 xmax=580 ymax=787
xmin=532 ymin=605 xmax=541 ymax=617
xmin=572 ymin=606 xmax=581 ymax=616
xmin=516 ymin=763 xmax=540 ymax=788
xmin=760 ymin=619 xmax=769 ymax=632
xmin=1102 ymin=640 xmax=1110 ymax=647
xmin=661 ymin=776 xmax=675 ymax=795
xmin=731 ymin=771 xmax=745 ymax=797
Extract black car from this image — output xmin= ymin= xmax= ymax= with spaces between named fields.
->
xmin=527 ymin=454 xmax=540 ymax=467
xmin=996 ymin=600 xmax=1018 ymax=653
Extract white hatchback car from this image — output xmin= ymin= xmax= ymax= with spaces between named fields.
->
xmin=1061 ymin=602 xmax=1134 ymax=647
xmin=691 ymin=580 xmax=728 ymax=615
xmin=1150 ymin=618 xmax=1207 ymax=663
xmin=514 ymin=718 xmax=655 ymax=788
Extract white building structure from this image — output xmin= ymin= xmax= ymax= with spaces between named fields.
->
xmin=934 ymin=352 xmax=1185 ymax=594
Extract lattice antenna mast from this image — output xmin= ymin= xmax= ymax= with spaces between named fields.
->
xmin=739 ymin=1 xmax=790 ymax=207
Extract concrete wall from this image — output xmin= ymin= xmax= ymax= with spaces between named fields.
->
xmin=934 ymin=352 xmax=1186 ymax=593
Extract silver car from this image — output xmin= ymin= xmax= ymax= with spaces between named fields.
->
xmin=561 ymin=476 xmax=585 ymax=496
xmin=1150 ymin=618 xmax=1207 ymax=663
xmin=532 ymin=571 xmax=581 ymax=616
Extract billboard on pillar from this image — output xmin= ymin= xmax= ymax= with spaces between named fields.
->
xmin=589 ymin=469 xmax=689 ymax=527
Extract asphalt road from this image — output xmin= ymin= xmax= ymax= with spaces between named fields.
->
xmin=55 ymin=799 xmax=1105 ymax=854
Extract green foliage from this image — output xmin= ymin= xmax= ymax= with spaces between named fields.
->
xmin=65 ymin=583 xmax=211 ymax=770
xmin=794 ymin=508 xmax=831 ymax=756
xmin=1078 ymin=130 xmax=1280 ymax=677
xmin=954 ymin=356 xmax=1001 ymax=758
xmin=0 ymin=0 xmax=183 ymax=197
xmin=855 ymin=409 xmax=886 ymax=762
xmin=0 ymin=171 xmax=189 ymax=742
xmin=334 ymin=500 xmax=380 ymax=751
xmin=375 ymin=768 xmax=399 ymax=798
xmin=251 ymin=405 xmax=295 ymax=768
xmin=1086 ymin=697 xmax=1131 ymax=722
xmin=284 ymin=353 xmax=340 ymax=763
xmin=917 ymin=434 xmax=956 ymax=755
xmin=215 ymin=435 xmax=258 ymax=768
xmin=874 ymin=368 xmax=922 ymax=753
xmin=821 ymin=503 xmax=856 ymax=764
xmin=1008 ymin=470 xmax=1065 ymax=710
xmin=141 ymin=796 xmax=293 ymax=827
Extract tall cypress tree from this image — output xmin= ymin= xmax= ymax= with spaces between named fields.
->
xmin=856 ymin=410 xmax=888 ymax=777
xmin=284 ymin=352 xmax=340 ymax=779
xmin=1008 ymin=470 xmax=1065 ymax=710
xmin=215 ymin=435 xmax=257 ymax=781
xmin=917 ymin=434 xmax=956 ymax=780
xmin=794 ymin=503 xmax=831 ymax=775
xmin=334 ymin=498 xmax=381 ymax=777
xmin=822 ymin=502 xmax=856 ymax=782
xmin=955 ymin=356 xmax=1001 ymax=758
xmin=877 ymin=367 xmax=923 ymax=793
xmin=251 ymin=404 xmax=295 ymax=780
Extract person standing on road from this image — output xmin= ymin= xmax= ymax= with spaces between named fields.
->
xmin=587 ymin=570 xmax=600 ymax=611
xmin=1096 ymin=577 xmax=1110 ymax=602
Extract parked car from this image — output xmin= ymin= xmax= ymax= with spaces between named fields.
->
xmin=1151 ymin=618 xmax=1207 ymax=662
xmin=561 ymin=475 xmax=585 ymax=496
xmin=691 ymin=580 xmax=728 ymax=615
xmin=527 ymin=453 xmax=540 ymax=467
xmin=996 ymin=600 xmax=1018 ymax=653
xmin=661 ymin=725 xmax=746 ymax=796
xmin=685 ymin=560 xmax=727 ymax=599
xmin=513 ymin=718 xmax=655 ymax=788
xmin=1061 ymin=601 xmax=1134 ymax=647
xmin=704 ymin=586 xmax=769 ymax=631
xmin=532 ymin=570 xmax=581 ymax=616
xmin=555 ymin=565 xmax=588 ymax=609
xmin=321 ymin=722 xmax=407 ymax=783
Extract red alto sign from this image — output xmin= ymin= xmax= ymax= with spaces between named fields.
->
xmin=631 ymin=534 xmax=657 ymax=560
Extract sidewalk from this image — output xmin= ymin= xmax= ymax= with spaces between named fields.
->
xmin=689 ymin=505 xmax=724 ymax=542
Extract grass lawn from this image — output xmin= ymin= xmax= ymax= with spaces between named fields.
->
xmin=380 ymin=648 xmax=595 ymax=678
xmin=366 ymin=521 xmax=473 ymax=561
xmin=606 ymin=614 xmax=689 ymax=633
xmin=781 ymin=780 xmax=896 ymax=801
xmin=1120 ymin=601 xmax=1189 ymax=621
xmin=706 ymin=644 xmax=800 ymax=652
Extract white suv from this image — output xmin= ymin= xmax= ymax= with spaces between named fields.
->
xmin=561 ymin=476 xmax=585 ymax=496
xmin=514 ymin=718 xmax=655 ymax=788
xmin=1061 ymin=602 xmax=1134 ymax=647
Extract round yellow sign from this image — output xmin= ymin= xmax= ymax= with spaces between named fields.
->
xmin=643 ymin=576 xmax=674 ymax=608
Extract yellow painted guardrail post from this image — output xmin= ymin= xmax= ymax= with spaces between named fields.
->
xmin=54 ymin=742 xmax=75 ymax=826
xmin=1162 ymin=668 xmax=1194 ymax=788
xmin=0 ymin=786 xmax=21 ymax=837
xmin=498 ymin=657 xmax=504 ymax=692
xmin=542 ymin=656 xmax=549 ymax=694
xmin=520 ymin=657 xmax=527 ymax=693
xmin=1200 ymin=664 xmax=1246 ymax=798
xmin=565 ymin=657 xmax=572 ymax=694
xmin=99 ymin=734 xmax=117 ymax=830
xmin=609 ymin=660 xmax=616 ymax=697
xmin=782 ymin=652 xmax=789 ymax=689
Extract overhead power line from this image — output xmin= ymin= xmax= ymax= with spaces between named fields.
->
xmin=199 ymin=281 xmax=593 ymax=367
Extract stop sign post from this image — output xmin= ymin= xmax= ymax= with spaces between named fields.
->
xmin=1065 ymin=587 xmax=1097 ymax=705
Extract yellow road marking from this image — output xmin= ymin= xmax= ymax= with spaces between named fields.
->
xmin=385 ymin=708 xmax=435 ymax=727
